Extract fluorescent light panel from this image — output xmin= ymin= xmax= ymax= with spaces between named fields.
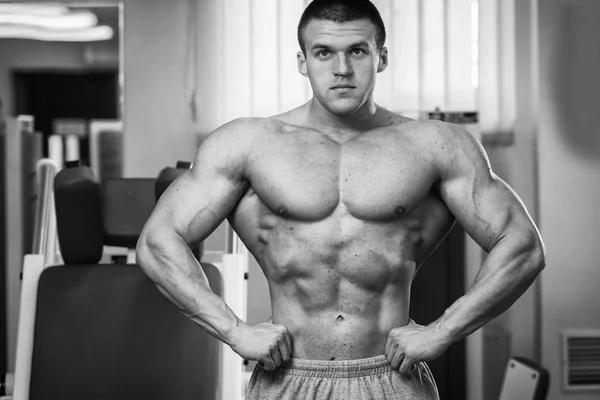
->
xmin=0 ymin=12 xmax=97 ymax=30
xmin=0 ymin=25 xmax=113 ymax=41
xmin=0 ymin=3 xmax=113 ymax=42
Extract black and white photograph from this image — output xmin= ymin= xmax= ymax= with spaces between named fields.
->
xmin=0 ymin=1 xmax=598 ymax=399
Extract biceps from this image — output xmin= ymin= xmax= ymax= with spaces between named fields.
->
xmin=441 ymin=174 xmax=525 ymax=251
xmin=148 ymin=171 xmax=246 ymax=246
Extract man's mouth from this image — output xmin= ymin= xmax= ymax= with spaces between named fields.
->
xmin=331 ymin=85 xmax=355 ymax=89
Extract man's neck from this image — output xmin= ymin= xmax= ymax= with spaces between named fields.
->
xmin=307 ymin=98 xmax=382 ymax=134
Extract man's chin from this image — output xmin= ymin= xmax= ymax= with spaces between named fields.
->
xmin=326 ymin=100 xmax=363 ymax=115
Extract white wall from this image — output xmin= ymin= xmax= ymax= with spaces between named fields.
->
xmin=121 ymin=0 xmax=198 ymax=177
xmin=538 ymin=0 xmax=600 ymax=399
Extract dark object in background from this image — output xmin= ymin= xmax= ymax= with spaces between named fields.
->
xmin=101 ymin=178 xmax=155 ymax=249
xmin=96 ymin=129 xmax=123 ymax=181
xmin=54 ymin=165 xmax=104 ymax=265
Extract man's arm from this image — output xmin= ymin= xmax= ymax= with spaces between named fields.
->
xmin=137 ymin=118 xmax=252 ymax=339
xmin=386 ymin=121 xmax=546 ymax=373
xmin=136 ymin=118 xmax=292 ymax=370
xmin=432 ymin=122 xmax=545 ymax=340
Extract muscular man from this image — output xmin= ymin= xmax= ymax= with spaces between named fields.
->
xmin=137 ymin=0 xmax=546 ymax=398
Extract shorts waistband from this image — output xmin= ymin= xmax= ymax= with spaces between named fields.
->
xmin=277 ymin=355 xmax=393 ymax=379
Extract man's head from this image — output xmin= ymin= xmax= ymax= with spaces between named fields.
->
xmin=297 ymin=0 xmax=386 ymax=55
xmin=297 ymin=0 xmax=388 ymax=116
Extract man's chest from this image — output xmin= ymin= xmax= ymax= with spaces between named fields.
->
xmin=246 ymin=131 xmax=439 ymax=221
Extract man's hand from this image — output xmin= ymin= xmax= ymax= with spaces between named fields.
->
xmin=229 ymin=322 xmax=293 ymax=371
xmin=385 ymin=319 xmax=450 ymax=374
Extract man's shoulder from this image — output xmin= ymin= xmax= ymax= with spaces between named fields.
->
xmin=392 ymin=119 xmax=478 ymax=151
xmin=383 ymin=119 xmax=486 ymax=174
xmin=389 ymin=118 xmax=459 ymax=136
xmin=215 ymin=117 xmax=275 ymax=135
xmin=406 ymin=120 xmax=489 ymax=178
xmin=204 ymin=117 xmax=279 ymax=147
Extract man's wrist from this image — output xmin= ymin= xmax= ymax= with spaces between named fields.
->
xmin=222 ymin=318 xmax=246 ymax=347
xmin=429 ymin=318 xmax=458 ymax=348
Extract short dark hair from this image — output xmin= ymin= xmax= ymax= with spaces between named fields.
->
xmin=297 ymin=0 xmax=386 ymax=54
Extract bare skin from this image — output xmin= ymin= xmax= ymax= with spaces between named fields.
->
xmin=137 ymin=18 xmax=545 ymax=374
xmin=228 ymin=108 xmax=455 ymax=362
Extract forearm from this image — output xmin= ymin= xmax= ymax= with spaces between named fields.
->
xmin=431 ymin=231 xmax=545 ymax=345
xmin=136 ymin=229 xmax=241 ymax=344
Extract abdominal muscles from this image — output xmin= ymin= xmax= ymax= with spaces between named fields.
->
xmin=255 ymin=218 xmax=416 ymax=360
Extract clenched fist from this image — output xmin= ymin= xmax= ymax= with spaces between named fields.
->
xmin=385 ymin=319 xmax=450 ymax=374
xmin=228 ymin=322 xmax=293 ymax=371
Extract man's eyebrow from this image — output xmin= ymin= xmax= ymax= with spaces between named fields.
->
xmin=310 ymin=41 xmax=371 ymax=50
xmin=311 ymin=43 xmax=330 ymax=50
xmin=347 ymin=41 xmax=370 ymax=48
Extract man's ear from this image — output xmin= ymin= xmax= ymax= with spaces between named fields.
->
xmin=297 ymin=51 xmax=308 ymax=77
xmin=377 ymin=47 xmax=389 ymax=73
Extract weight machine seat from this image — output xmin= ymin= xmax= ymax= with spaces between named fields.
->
xmin=26 ymin=165 xmax=221 ymax=400
xmin=30 ymin=264 xmax=221 ymax=400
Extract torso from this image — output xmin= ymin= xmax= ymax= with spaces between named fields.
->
xmin=228 ymin=105 xmax=455 ymax=360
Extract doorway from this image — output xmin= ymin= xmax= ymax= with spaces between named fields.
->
xmin=13 ymin=69 xmax=119 ymax=162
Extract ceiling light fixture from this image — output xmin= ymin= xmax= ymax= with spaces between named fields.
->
xmin=0 ymin=12 xmax=97 ymax=30
xmin=0 ymin=3 xmax=69 ymax=16
xmin=0 ymin=25 xmax=113 ymax=41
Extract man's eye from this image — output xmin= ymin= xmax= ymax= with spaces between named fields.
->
xmin=318 ymin=50 xmax=330 ymax=58
xmin=351 ymin=49 xmax=364 ymax=56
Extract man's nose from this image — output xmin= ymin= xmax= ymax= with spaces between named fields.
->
xmin=333 ymin=53 xmax=352 ymax=76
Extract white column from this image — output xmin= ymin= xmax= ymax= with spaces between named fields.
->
xmin=48 ymin=135 xmax=64 ymax=170
xmin=279 ymin=0 xmax=310 ymax=112
xmin=391 ymin=0 xmax=420 ymax=114
xmin=420 ymin=0 xmax=447 ymax=111
xmin=65 ymin=134 xmax=80 ymax=163
xmin=222 ymin=0 xmax=252 ymax=122
xmin=251 ymin=0 xmax=279 ymax=117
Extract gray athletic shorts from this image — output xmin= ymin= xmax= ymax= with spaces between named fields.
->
xmin=245 ymin=355 xmax=440 ymax=400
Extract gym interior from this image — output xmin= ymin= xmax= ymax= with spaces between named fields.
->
xmin=0 ymin=1 xmax=599 ymax=399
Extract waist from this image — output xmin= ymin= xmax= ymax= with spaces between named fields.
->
xmin=276 ymin=311 xmax=408 ymax=360
xmin=275 ymin=355 xmax=393 ymax=378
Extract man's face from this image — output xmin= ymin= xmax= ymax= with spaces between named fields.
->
xmin=298 ymin=18 xmax=388 ymax=115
